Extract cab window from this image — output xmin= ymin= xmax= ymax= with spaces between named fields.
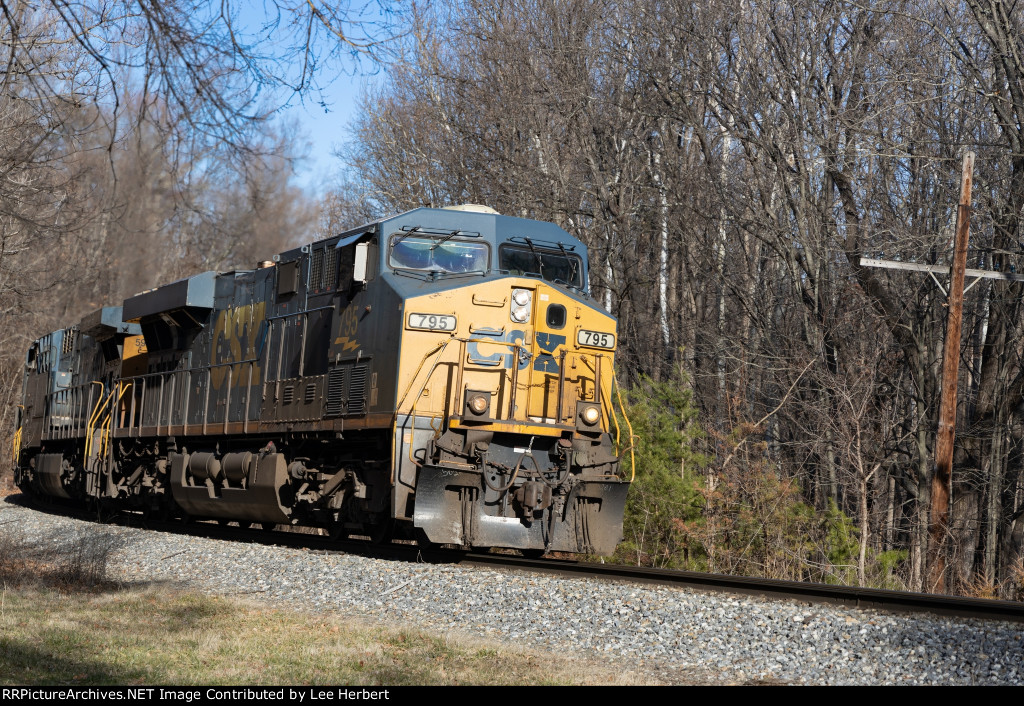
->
xmin=389 ymin=235 xmax=489 ymax=274
xmin=498 ymin=244 xmax=583 ymax=288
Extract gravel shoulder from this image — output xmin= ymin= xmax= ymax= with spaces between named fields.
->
xmin=3 ymin=495 xmax=1022 ymax=685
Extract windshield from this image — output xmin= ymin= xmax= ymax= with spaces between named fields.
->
xmin=499 ymin=244 xmax=583 ymax=288
xmin=389 ymin=235 xmax=489 ymax=274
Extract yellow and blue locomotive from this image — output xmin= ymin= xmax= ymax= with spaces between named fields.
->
xmin=12 ymin=205 xmax=630 ymax=554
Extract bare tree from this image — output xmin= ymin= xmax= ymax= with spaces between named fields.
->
xmin=327 ymin=0 xmax=1024 ymax=596
xmin=2 ymin=1 xmax=400 ymax=489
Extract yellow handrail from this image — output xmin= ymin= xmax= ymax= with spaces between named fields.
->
xmin=399 ymin=337 xmax=527 ymax=471
xmin=614 ymin=379 xmax=636 ymax=483
xmin=11 ymin=426 xmax=22 ymax=465
xmin=100 ymin=381 xmax=132 ymax=460
xmin=593 ymin=355 xmax=621 ymax=449
xmin=394 ymin=340 xmax=449 ymax=414
xmin=594 ymin=356 xmax=635 ymax=482
xmin=83 ymin=381 xmax=107 ymax=462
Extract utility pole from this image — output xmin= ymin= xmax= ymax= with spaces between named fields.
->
xmin=929 ymin=151 xmax=974 ymax=593
xmin=857 ymin=153 xmax=1024 ymax=593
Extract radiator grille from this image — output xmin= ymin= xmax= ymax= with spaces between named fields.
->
xmin=311 ymin=248 xmax=324 ymax=290
xmin=324 ymin=247 xmax=338 ymax=290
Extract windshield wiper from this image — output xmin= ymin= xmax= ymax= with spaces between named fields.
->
xmin=429 ymin=230 xmax=462 ymax=251
xmin=555 ymin=241 xmax=581 ymax=289
xmin=393 ymin=226 xmax=422 ymax=248
xmin=522 ymin=237 xmax=545 ymax=279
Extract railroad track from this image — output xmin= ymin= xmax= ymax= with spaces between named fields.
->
xmin=452 ymin=552 xmax=1024 ymax=624
xmin=11 ymin=491 xmax=1024 ymax=625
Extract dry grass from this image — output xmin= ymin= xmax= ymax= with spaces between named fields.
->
xmin=0 ymin=586 xmax=657 ymax=686
xmin=960 ymin=563 xmax=1024 ymax=602
xmin=0 ymin=525 xmax=119 ymax=593
xmin=0 ymin=520 xmax=660 ymax=686
xmin=0 ymin=469 xmax=16 ymax=497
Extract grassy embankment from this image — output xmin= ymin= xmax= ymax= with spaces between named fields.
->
xmin=0 ymin=483 xmax=650 ymax=686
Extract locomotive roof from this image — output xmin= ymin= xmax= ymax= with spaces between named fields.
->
xmin=116 ymin=206 xmax=594 ymax=326
xmin=288 ymin=206 xmax=586 ymax=259
xmin=380 ymin=207 xmax=585 ymax=249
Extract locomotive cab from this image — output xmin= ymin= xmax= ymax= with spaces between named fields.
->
xmin=369 ymin=207 xmax=629 ymax=554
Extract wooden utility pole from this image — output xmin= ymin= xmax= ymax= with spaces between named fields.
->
xmin=859 ymin=153 xmax=1014 ymax=594
xmin=929 ymin=151 xmax=974 ymax=593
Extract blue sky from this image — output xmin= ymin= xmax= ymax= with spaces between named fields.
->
xmin=278 ymin=74 xmax=379 ymax=194
xmin=232 ymin=2 xmax=393 ymax=196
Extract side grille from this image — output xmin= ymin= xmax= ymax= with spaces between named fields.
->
xmin=324 ymin=247 xmax=338 ymax=290
xmin=326 ymin=368 xmax=345 ymax=416
xmin=311 ymin=248 xmax=324 ymax=290
xmin=348 ymin=365 xmax=367 ymax=415
xmin=304 ymin=382 xmax=316 ymax=405
xmin=282 ymin=385 xmax=295 ymax=405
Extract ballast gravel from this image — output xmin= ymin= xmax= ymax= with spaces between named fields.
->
xmin=3 ymin=498 xmax=1022 ymax=685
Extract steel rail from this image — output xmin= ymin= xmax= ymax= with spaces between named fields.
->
xmin=451 ymin=552 xmax=1024 ymax=624
xmin=10 ymin=491 xmax=1024 ymax=624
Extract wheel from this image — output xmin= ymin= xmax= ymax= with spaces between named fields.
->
xmin=369 ymin=518 xmax=395 ymax=544
xmin=328 ymin=521 xmax=350 ymax=541
xmin=521 ymin=548 xmax=546 ymax=559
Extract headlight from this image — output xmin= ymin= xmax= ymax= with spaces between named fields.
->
xmin=464 ymin=390 xmax=491 ymax=418
xmin=511 ymin=305 xmax=530 ymax=323
xmin=580 ymin=405 xmax=600 ymax=426
xmin=511 ymin=288 xmax=532 ymax=323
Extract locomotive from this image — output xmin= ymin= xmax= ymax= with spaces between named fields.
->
xmin=11 ymin=205 xmax=631 ymax=555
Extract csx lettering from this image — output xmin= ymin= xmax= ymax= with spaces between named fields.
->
xmin=467 ymin=329 xmax=528 ymax=369
xmin=533 ymin=332 xmax=566 ymax=374
xmin=211 ymin=301 xmax=266 ymax=390
xmin=466 ymin=330 xmax=568 ymax=373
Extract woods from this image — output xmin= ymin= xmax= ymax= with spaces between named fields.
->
xmin=6 ymin=0 xmax=1024 ymax=597
xmin=330 ymin=0 xmax=1024 ymax=596
xmin=0 ymin=0 xmax=414 ymax=534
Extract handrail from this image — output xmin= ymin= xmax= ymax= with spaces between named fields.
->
xmin=11 ymin=426 xmax=22 ymax=465
xmin=83 ymin=381 xmax=107 ymax=462
xmin=594 ymin=355 xmax=620 ymax=446
xmin=115 ymin=361 xmax=262 ymax=435
xmin=101 ymin=381 xmax=133 ymax=460
xmin=397 ymin=336 xmax=514 ymax=475
xmin=584 ymin=354 xmax=635 ymax=482
xmin=397 ymin=340 xmax=452 ymax=477
xmin=394 ymin=340 xmax=450 ymax=415
xmin=614 ymin=376 xmax=636 ymax=483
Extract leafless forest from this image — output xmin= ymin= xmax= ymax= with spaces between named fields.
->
xmin=5 ymin=0 xmax=1024 ymax=598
